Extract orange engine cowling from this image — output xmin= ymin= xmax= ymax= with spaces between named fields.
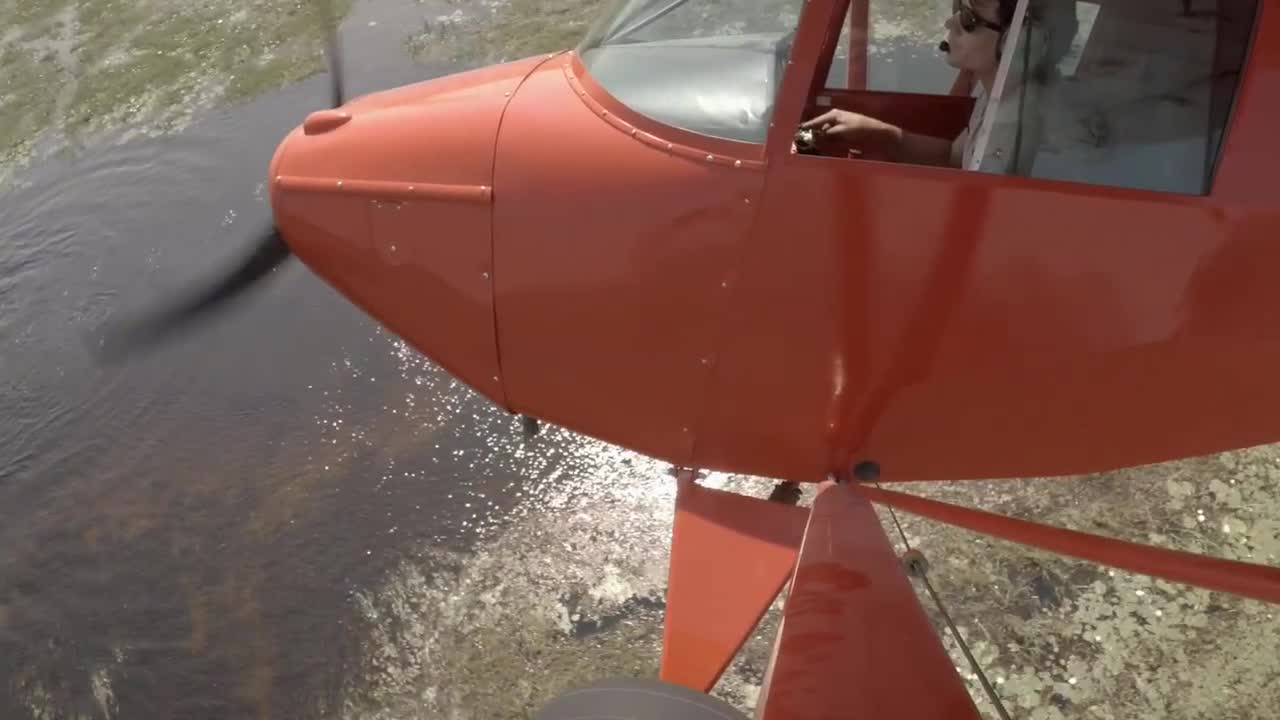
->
xmin=268 ymin=54 xmax=557 ymax=408
xmin=268 ymin=50 xmax=771 ymax=471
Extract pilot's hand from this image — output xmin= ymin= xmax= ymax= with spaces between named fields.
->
xmin=800 ymin=110 xmax=897 ymax=151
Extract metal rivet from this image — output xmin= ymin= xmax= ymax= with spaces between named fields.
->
xmin=504 ymin=91 xmax=511 ymax=97
xmin=602 ymin=110 xmax=608 ymax=117
xmin=734 ymin=160 xmax=742 ymax=168
xmin=744 ymin=198 xmax=751 ymax=204
xmin=275 ymin=175 xmax=282 ymax=184
xmin=390 ymin=244 xmax=397 ymax=252
xmin=721 ymin=281 xmax=729 ymax=288
xmin=630 ymin=129 xmax=637 ymax=136
xmin=336 ymin=180 xmax=343 ymax=188
xmin=482 ymin=272 xmax=490 ymax=280
xmin=408 ymin=185 xmax=415 ymax=192
xmin=667 ymin=143 xmax=674 ymax=150
xmin=706 ymin=154 xmax=714 ymax=162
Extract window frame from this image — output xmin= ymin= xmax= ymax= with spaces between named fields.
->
xmin=1201 ymin=0 xmax=1263 ymax=194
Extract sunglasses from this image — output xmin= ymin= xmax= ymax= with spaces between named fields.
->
xmin=952 ymin=0 xmax=1005 ymax=33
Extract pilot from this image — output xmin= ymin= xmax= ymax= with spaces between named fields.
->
xmin=800 ymin=0 xmax=1076 ymax=175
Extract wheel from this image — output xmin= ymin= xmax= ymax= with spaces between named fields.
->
xmin=533 ymin=678 xmax=751 ymax=720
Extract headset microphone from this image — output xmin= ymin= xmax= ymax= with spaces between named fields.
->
xmin=939 ymin=40 xmax=951 ymax=52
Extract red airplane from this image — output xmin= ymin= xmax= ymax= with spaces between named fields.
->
xmin=100 ymin=0 xmax=1280 ymax=716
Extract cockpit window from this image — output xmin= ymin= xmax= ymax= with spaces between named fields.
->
xmin=800 ymin=0 xmax=1258 ymax=195
xmin=577 ymin=0 xmax=806 ymax=144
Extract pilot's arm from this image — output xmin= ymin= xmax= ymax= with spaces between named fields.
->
xmin=799 ymin=110 xmax=958 ymax=168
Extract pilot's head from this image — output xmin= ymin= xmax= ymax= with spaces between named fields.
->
xmin=943 ymin=0 xmax=1078 ymax=81
xmin=942 ymin=0 xmax=1014 ymax=76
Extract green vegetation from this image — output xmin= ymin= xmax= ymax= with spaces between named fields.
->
xmin=1 ymin=0 xmax=76 ymax=29
xmin=408 ymin=0 xmax=609 ymax=64
xmin=0 ymin=0 xmax=356 ymax=186
xmin=0 ymin=44 xmax=68 ymax=162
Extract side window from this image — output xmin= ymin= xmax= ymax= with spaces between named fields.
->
xmin=1028 ymin=0 xmax=1258 ymax=194
xmin=826 ymin=0 xmax=960 ymax=94
xmin=811 ymin=0 xmax=1259 ymax=196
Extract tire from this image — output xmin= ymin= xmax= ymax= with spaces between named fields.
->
xmin=533 ymin=677 xmax=751 ymax=720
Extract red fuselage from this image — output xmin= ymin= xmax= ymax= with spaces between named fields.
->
xmin=269 ymin=0 xmax=1280 ymax=485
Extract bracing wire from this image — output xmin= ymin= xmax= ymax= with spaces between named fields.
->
xmin=877 ymin=482 xmax=1014 ymax=720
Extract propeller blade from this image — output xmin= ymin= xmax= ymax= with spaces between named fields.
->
xmin=91 ymin=1 xmax=346 ymax=364
xmin=93 ymin=228 xmax=293 ymax=362
xmin=327 ymin=30 xmax=344 ymax=108
xmin=320 ymin=0 xmax=344 ymax=107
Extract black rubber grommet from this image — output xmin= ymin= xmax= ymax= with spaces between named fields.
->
xmin=852 ymin=460 xmax=881 ymax=482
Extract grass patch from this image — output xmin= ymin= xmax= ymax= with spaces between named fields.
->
xmin=73 ymin=0 xmax=151 ymax=69
xmin=2 ymin=0 xmax=75 ymax=29
xmin=408 ymin=0 xmax=610 ymax=65
xmin=68 ymin=0 xmax=355 ymax=129
xmin=224 ymin=54 xmax=321 ymax=105
xmin=67 ymin=48 xmax=196 ymax=130
xmin=0 ymin=45 xmax=70 ymax=163
xmin=0 ymin=0 xmax=358 ymax=184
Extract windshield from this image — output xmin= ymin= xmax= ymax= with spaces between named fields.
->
xmin=584 ymin=0 xmax=804 ymax=46
xmin=577 ymin=0 xmax=805 ymax=144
